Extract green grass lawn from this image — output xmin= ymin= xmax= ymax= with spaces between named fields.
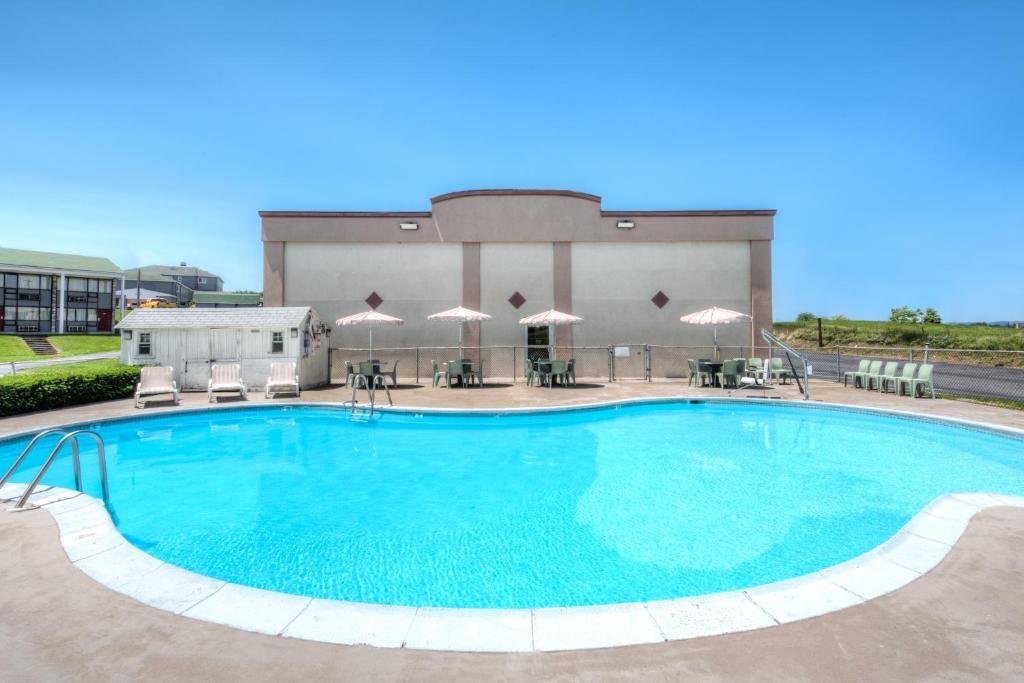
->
xmin=0 ymin=336 xmax=39 ymax=362
xmin=2 ymin=358 xmax=124 ymax=380
xmin=775 ymin=320 xmax=1024 ymax=351
xmin=0 ymin=334 xmax=120 ymax=363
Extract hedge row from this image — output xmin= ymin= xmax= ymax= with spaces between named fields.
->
xmin=0 ymin=364 xmax=141 ymax=417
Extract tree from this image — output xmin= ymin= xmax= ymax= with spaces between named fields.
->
xmin=922 ymin=308 xmax=942 ymax=324
xmin=831 ymin=314 xmax=848 ymax=321
xmin=795 ymin=312 xmax=817 ymax=322
xmin=889 ymin=306 xmax=922 ymax=323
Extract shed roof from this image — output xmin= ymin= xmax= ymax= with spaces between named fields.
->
xmin=117 ymin=306 xmax=313 ymax=330
xmin=0 ymin=247 xmax=121 ymax=274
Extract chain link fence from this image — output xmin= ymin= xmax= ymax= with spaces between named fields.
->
xmin=329 ymin=344 xmax=773 ymax=384
xmin=790 ymin=345 xmax=1024 ymax=407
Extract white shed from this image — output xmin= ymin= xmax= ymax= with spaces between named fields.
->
xmin=117 ymin=307 xmax=329 ymax=391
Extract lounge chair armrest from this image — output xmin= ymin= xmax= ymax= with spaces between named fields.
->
xmin=136 ymin=382 xmax=142 ymax=391
xmin=171 ymin=381 xmax=178 ymax=392
xmin=207 ymin=379 xmax=213 ymax=389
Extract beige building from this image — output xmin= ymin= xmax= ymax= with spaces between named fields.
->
xmin=260 ymin=189 xmax=773 ymax=354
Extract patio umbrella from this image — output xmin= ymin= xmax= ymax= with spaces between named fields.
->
xmin=427 ymin=306 xmax=492 ymax=357
xmin=335 ymin=310 xmax=404 ymax=359
xmin=518 ymin=309 xmax=584 ymax=359
xmin=679 ymin=306 xmax=752 ymax=361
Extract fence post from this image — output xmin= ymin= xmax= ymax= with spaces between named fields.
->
xmin=645 ymin=344 xmax=651 ymax=381
xmin=608 ymin=346 xmax=614 ymax=382
xmin=923 ymin=344 xmax=929 ymax=364
xmin=909 ymin=348 xmax=914 ymax=362
xmin=415 ymin=348 xmax=420 ymax=385
xmin=512 ymin=346 xmax=517 ymax=384
xmin=835 ymin=346 xmax=841 ymax=383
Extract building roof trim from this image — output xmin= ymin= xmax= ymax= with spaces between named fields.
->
xmin=117 ymin=306 xmax=313 ymax=330
xmin=258 ymin=211 xmax=433 ymax=218
xmin=602 ymin=209 xmax=777 ymax=217
xmin=431 ymin=189 xmax=602 ymax=204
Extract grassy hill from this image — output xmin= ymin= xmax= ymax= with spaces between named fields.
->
xmin=0 ymin=335 xmax=120 ymax=363
xmin=774 ymin=320 xmax=1024 ymax=351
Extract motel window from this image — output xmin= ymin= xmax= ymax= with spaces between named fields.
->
xmin=100 ymin=280 xmax=112 ymax=293
xmin=18 ymin=274 xmax=41 ymax=289
xmin=138 ymin=333 xmax=152 ymax=356
xmin=198 ymin=277 xmax=207 ymax=285
xmin=88 ymin=279 xmax=99 ymax=293
xmin=67 ymin=277 xmax=87 ymax=291
xmin=271 ymin=331 xmax=284 ymax=354
xmin=67 ymin=293 xmax=88 ymax=304
xmin=4 ymin=274 xmax=16 ymax=288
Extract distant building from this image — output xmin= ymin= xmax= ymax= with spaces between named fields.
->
xmin=122 ymin=263 xmax=224 ymax=306
xmin=1010 ymin=321 xmax=1024 ymax=329
xmin=0 ymin=247 xmax=122 ymax=335
xmin=192 ymin=292 xmax=263 ymax=308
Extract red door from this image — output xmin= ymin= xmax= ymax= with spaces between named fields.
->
xmin=97 ymin=309 xmax=113 ymax=332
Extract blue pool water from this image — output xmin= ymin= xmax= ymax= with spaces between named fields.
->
xmin=2 ymin=402 xmax=1022 ymax=608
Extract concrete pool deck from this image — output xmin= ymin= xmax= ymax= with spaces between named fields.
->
xmin=2 ymin=379 xmax=1024 ymax=679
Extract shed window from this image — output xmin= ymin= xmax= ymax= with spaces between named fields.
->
xmin=138 ymin=332 xmax=152 ymax=356
xmin=271 ymin=331 xmax=284 ymax=354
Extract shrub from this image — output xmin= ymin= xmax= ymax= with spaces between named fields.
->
xmin=889 ymin=306 xmax=922 ymax=323
xmin=0 ymin=363 xmax=140 ymax=417
xmin=922 ymin=307 xmax=942 ymax=324
xmin=795 ymin=312 xmax=817 ymax=322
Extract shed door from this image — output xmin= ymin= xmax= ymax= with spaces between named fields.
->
xmin=181 ymin=330 xmax=211 ymax=390
xmin=210 ymin=329 xmax=242 ymax=363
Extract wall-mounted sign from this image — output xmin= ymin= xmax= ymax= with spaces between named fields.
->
xmin=614 ymin=345 xmax=631 ymax=357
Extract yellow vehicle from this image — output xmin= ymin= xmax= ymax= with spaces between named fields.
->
xmin=138 ymin=298 xmax=177 ymax=309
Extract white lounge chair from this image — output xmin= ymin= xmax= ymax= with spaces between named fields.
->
xmin=135 ymin=366 xmax=179 ymax=408
xmin=208 ymin=363 xmax=247 ymax=402
xmin=265 ymin=361 xmax=300 ymax=398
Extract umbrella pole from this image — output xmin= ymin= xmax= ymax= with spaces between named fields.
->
xmin=368 ymin=328 xmax=373 ymax=361
xmin=714 ymin=326 xmax=719 ymax=362
xmin=549 ymin=323 xmax=554 ymax=360
xmin=459 ymin=322 xmax=464 ymax=359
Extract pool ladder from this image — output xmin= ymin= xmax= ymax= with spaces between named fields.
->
xmin=346 ymin=374 xmax=392 ymax=418
xmin=0 ymin=429 xmax=110 ymax=510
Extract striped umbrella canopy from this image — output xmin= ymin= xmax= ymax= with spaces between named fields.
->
xmin=679 ymin=306 xmax=752 ymax=361
xmin=336 ymin=310 xmax=404 ymax=358
xmin=519 ymin=309 xmax=583 ymax=359
xmin=427 ymin=306 xmax=492 ymax=356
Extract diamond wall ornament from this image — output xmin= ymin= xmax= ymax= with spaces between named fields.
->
xmin=651 ymin=291 xmax=670 ymax=309
xmin=365 ymin=292 xmax=383 ymax=309
xmin=507 ymin=291 xmax=526 ymax=309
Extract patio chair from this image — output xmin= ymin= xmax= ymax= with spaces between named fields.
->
xmin=910 ymin=364 xmax=936 ymax=398
xmin=858 ymin=361 xmax=883 ymax=390
xmin=843 ymin=359 xmax=870 ymax=387
xmin=894 ymin=363 xmax=918 ymax=396
xmin=344 ymin=361 xmax=356 ymax=386
xmin=770 ymin=357 xmax=794 ymax=384
xmin=870 ymin=362 xmax=898 ymax=393
xmin=746 ymin=357 xmax=764 ymax=378
xmin=445 ymin=360 xmax=463 ymax=388
xmin=549 ymin=360 xmax=569 ymax=386
xmin=566 ymin=358 xmax=576 ymax=385
xmin=717 ymin=359 xmax=742 ymax=388
xmin=381 ymin=360 xmax=399 ymax=387
xmin=879 ymin=362 xmax=910 ymax=394
xmin=265 ymin=361 xmax=300 ymax=398
xmin=864 ymin=361 xmax=892 ymax=391
xmin=688 ymin=359 xmax=712 ymax=387
xmin=431 ymin=359 xmax=448 ymax=388
xmin=208 ymin=363 xmax=247 ymax=403
xmin=135 ymin=366 xmax=179 ymax=408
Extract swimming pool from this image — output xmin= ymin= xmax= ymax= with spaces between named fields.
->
xmin=2 ymin=400 xmax=1022 ymax=609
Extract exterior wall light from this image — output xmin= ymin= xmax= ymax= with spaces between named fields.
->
xmin=290 ymin=328 xmax=299 ymax=338
xmin=616 ymin=219 xmax=635 ymax=230
xmin=124 ymin=330 xmax=132 ymax=340
xmin=399 ymin=222 xmax=419 ymax=231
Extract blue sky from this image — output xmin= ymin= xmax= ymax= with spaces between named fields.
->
xmin=1 ymin=1 xmax=1021 ymax=321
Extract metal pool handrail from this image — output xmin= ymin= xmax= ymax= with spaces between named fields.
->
xmin=0 ymin=429 xmax=76 ymax=491
xmin=12 ymin=431 xmax=109 ymax=510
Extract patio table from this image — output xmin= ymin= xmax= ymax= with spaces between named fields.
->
xmin=699 ymin=361 xmax=724 ymax=387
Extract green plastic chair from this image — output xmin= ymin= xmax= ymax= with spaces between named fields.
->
xmin=431 ymin=360 xmax=447 ymax=388
xmin=910 ymin=364 xmax=936 ymax=398
xmin=894 ymin=363 xmax=918 ymax=396
xmin=851 ymin=360 xmax=880 ymax=389
xmin=381 ymin=360 xmax=399 ymax=387
xmin=770 ymin=357 xmax=793 ymax=384
xmin=566 ymin=359 xmax=576 ymax=385
xmin=875 ymin=362 xmax=899 ymax=393
xmin=549 ymin=360 xmax=569 ymax=386
xmin=344 ymin=361 xmax=356 ymax=386
xmin=717 ymin=359 xmax=742 ymax=388
xmin=864 ymin=360 xmax=891 ymax=391
xmin=746 ymin=357 xmax=763 ymax=378
xmin=843 ymin=359 xmax=870 ymax=387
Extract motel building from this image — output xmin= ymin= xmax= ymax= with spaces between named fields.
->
xmin=260 ymin=189 xmax=774 ymax=357
xmin=0 ymin=247 xmax=124 ymax=335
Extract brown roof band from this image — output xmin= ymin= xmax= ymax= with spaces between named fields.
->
xmin=601 ymin=210 xmax=777 ymax=217
xmin=258 ymin=211 xmax=432 ymax=218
